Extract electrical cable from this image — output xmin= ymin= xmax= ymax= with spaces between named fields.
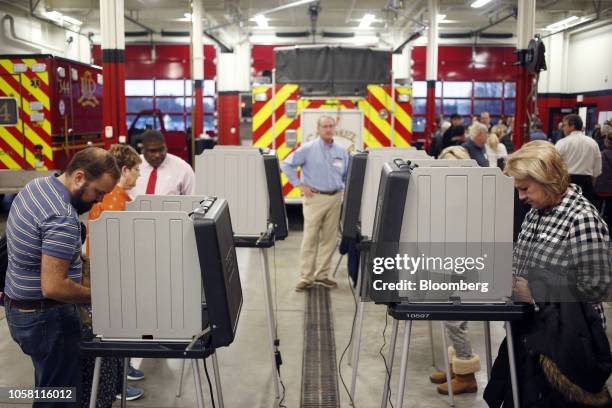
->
xmin=379 ymin=312 xmax=395 ymax=408
xmin=338 ymin=262 xmax=358 ymax=407
xmin=202 ymin=358 xmax=216 ymax=408
xmin=272 ymin=243 xmax=288 ymax=408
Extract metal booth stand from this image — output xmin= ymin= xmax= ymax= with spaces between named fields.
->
xmin=84 ymin=197 xmax=243 ymax=408
xmin=369 ymin=159 xmax=529 ymax=408
xmin=196 ymin=146 xmax=289 ymax=403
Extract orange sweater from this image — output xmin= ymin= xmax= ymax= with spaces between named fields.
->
xmin=86 ymin=185 xmax=132 ymax=256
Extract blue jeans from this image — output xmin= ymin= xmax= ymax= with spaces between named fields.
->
xmin=6 ymin=302 xmax=82 ymax=407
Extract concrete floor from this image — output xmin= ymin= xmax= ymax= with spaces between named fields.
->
xmin=0 ymin=209 xmax=611 ymax=407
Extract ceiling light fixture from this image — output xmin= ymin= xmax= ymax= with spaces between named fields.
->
xmin=438 ymin=14 xmax=447 ymax=21
xmin=42 ymin=10 xmax=82 ymax=26
xmin=358 ymin=14 xmax=376 ymax=29
xmin=470 ymin=0 xmax=493 ymax=8
xmin=544 ymin=15 xmax=582 ymax=31
xmin=251 ymin=14 xmax=269 ymax=28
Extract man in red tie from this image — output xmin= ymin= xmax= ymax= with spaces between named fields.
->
xmin=130 ymin=130 xmax=195 ymax=197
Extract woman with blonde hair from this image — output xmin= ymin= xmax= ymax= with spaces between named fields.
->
xmin=485 ymin=126 xmax=508 ymax=168
xmin=485 ymin=141 xmax=611 ymax=407
xmin=438 ymin=145 xmax=470 ymax=160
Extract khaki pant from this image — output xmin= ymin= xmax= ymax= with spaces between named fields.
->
xmin=300 ymin=192 xmax=343 ymax=283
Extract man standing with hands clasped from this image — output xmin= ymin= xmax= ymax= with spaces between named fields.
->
xmin=281 ymin=116 xmax=349 ymax=292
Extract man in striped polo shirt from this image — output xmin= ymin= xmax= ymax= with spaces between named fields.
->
xmin=4 ymin=147 xmax=119 ymax=403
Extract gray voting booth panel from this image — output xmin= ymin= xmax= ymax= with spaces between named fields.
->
xmin=342 ymin=148 xmax=433 ymax=240
xmin=370 ymin=161 xmax=513 ymax=303
xmin=90 ymin=211 xmax=202 ymax=340
xmin=196 ymin=146 xmax=269 ymax=237
xmin=126 ymin=195 xmax=208 ymax=212
xmin=399 ymin=167 xmax=514 ymax=302
xmin=359 ymin=148 xmax=474 ymax=239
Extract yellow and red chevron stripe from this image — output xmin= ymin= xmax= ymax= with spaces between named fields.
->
xmin=0 ymin=57 xmax=53 ymax=170
xmin=252 ymin=84 xmax=413 ymax=198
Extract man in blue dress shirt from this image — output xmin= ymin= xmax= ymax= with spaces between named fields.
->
xmin=281 ymin=116 xmax=349 ymax=291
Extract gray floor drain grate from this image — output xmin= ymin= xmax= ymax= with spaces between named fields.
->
xmin=301 ymin=285 xmax=340 ymax=408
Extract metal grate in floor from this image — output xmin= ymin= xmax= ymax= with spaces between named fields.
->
xmin=301 ymin=285 xmax=340 ymax=408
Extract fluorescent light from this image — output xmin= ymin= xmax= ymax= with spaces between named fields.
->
xmin=42 ymin=11 xmax=63 ymax=22
xmin=251 ymin=14 xmax=269 ymax=28
xmin=358 ymin=13 xmax=376 ymax=29
xmin=544 ymin=15 xmax=580 ymax=31
xmin=42 ymin=11 xmax=81 ymax=26
xmin=184 ymin=13 xmax=192 ymax=19
xmin=61 ymin=15 xmax=82 ymax=26
xmin=438 ymin=14 xmax=446 ymax=21
xmin=471 ymin=0 xmax=493 ymax=8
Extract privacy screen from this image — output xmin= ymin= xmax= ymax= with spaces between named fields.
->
xmin=275 ymin=46 xmax=391 ymax=96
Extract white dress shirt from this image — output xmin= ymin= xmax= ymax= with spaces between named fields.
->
xmin=555 ymin=131 xmax=602 ymax=177
xmin=130 ymin=153 xmax=195 ymax=197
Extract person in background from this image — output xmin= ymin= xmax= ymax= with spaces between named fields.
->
xmin=462 ymin=122 xmax=490 ymax=167
xmin=429 ymin=144 xmax=482 ymax=394
xmin=485 ymin=127 xmax=508 ymax=168
xmin=592 ymin=123 xmax=605 ymax=151
xmin=85 ymin=144 xmax=144 ymax=403
xmin=130 ymin=130 xmax=195 ymax=197
xmin=438 ymin=145 xmax=470 ymax=160
xmin=480 ymin=111 xmax=492 ymax=131
xmin=4 ymin=148 xmax=119 ymax=406
xmin=595 ymin=125 xmax=612 ymax=228
xmin=530 ymin=121 xmax=548 ymax=142
xmin=555 ymin=114 xmax=602 ymax=208
xmin=551 ymin=121 xmax=564 ymax=144
xmin=442 ymin=114 xmax=466 ymax=150
xmin=281 ymin=116 xmax=348 ymax=292
xmin=431 ymin=115 xmax=451 ymax=158
xmin=486 ymin=141 xmax=611 ymax=407
xmin=501 ymin=116 xmax=515 ymax=154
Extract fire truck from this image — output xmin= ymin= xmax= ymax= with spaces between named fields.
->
xmin=251 ymin=46 xmax=413 ymax=202
xmin=0 ymin=54 xmax=103 ymax=192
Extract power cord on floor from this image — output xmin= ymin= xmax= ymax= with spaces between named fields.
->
xmin=272 ymin=244 xmax=288 ymax=408
xmin=202 ymin=358 xmax=216 ymax=408
xmin=338 ymin=266 xmax=358 ymax=407
xmin=379 ymin=312 xmax=394 ymax=408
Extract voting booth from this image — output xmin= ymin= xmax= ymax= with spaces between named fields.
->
xmin=195 ymin=146 xmax=288 ymax=399
xmin=340 ymin=147 xmax=479 ymax=401
xmin=369 ymin=159 xmax=528 ymax=408
xmin=85 ymin=197 xmax=242 ymax=408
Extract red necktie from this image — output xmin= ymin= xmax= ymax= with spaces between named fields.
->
xmin=145 ymin=168 xmax=157 ymax=194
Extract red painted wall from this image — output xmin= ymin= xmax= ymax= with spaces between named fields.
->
xmin=92 ymin=44 xmax=216 ymax=79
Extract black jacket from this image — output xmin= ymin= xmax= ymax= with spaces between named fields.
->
xmin=484 ymin=302 xmax=612 ymax=408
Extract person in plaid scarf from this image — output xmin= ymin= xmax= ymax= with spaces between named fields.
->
xmin=485 ymin=140 xmax=612 ymax=408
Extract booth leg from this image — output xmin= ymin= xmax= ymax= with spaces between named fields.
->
xmin=89 ymin=357 xmax=102 ymax=408
xmin=176 ymin=359 xmax=187 ymax=397
xmin=259 ymin=248 xmax=281 ymax=400
xmin=505 ymin=321 xmax=520 ymax=408
xmin=192 ymin=360 xmax=205 ymax=408
xmin=349 ymin=298 xmax=365 ymax=402
xmin=120 ymin=357 xmax=129 ymax=408
xmin=212 ymin=352 xmax=225 ymax=408
xmin=395 ymin=321 xmax=413 ymax=408
xmin=380 ymin=318 xmax=399 ymax=408
xmin=440 ymin=322 xmax=455 ymax=407
xmin=484 ymin=321 xmax=493 ymax=380
xmin=348 ymin=264 xmax=364 ymax=364
xmin=428 ymin=321 xmax=436 ymax=369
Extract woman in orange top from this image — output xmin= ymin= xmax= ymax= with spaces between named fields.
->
xmin=87 ymin=144 xmax=141 ymax=254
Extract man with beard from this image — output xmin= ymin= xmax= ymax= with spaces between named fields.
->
xmin=130 ymin=130 xmax=195 ymax=197
xmin=3 ymin=147 xmax=119 ymax=405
